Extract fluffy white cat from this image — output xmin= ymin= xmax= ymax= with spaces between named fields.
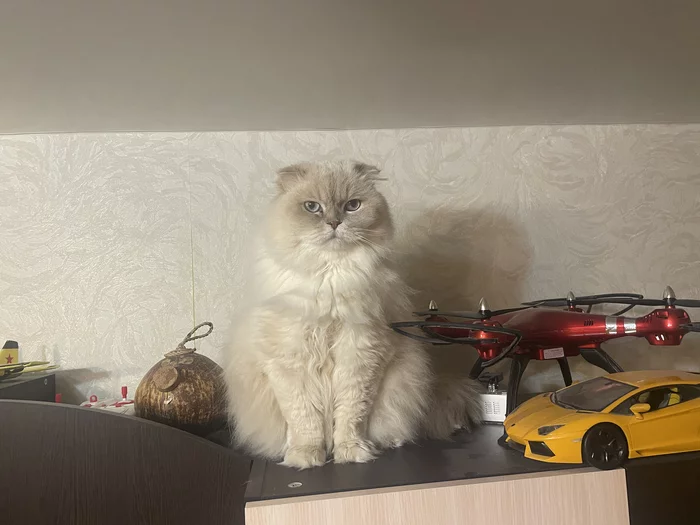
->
xmin=224 ymin=160 xmax=480 ymax=469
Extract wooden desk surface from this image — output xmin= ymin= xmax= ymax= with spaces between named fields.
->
xmin=245 ymin=424 xmax=579 ymax=502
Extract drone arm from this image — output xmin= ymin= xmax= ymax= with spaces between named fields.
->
xmin=682 ymin=322 xmax=700 ymax=333
xmin=479 ymin=330 xmax=523 ymax=368
xmin=631 ymin=311 xmax=694 ymax=345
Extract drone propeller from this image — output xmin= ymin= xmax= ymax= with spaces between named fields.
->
xmin=525 ymin=286 xmax=700 ymax=309
xmin=548 ymin=297 xmax=700 ymax=308
xmin=523 ymin=292 xmax=644 ymax=307
xmin=413 ymin=297 xmax=533 ymax=320
xmin=390 ymin=321 xmax=500 ymax=346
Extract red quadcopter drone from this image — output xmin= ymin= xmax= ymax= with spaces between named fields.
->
xmin=391 ymin=286 xmax=700 ymax=415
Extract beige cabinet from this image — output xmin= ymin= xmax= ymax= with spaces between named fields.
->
xmin=247 ymin=467 xmax=630 ymax=525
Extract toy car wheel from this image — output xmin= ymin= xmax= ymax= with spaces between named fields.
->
xmin=582 ymin=423 xmax=628 ymax=470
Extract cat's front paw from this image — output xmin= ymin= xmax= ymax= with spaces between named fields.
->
xmin=333 ymin=440 xmax=377 ymax=464
xmin=280 ymin=445 xmax=327 ymax=470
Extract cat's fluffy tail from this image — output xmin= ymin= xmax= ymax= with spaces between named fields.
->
xmin=421 ymin=348 xmax=483 ymax=439
xmin=422 ymin=374 xmax=482 ymax=438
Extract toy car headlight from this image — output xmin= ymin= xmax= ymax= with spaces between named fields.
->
xmin=537 ymin=425 xmax=564 ymax=436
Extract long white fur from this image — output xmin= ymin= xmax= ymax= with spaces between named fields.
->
xmin=224 ymin=160 xmax=480 ymax=469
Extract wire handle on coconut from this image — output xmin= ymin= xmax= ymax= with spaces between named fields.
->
xmin=182 ymin=322 xmax=214 ymax=347
xmin=165 ymin=322 xmax=214 ymax=358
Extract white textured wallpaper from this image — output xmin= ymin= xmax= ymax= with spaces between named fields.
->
xmin=1 ymin=125 xmax=700 ymax=403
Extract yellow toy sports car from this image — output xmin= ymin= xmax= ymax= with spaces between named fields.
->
xmin=504 ymin=369 xmax=700 ymax=470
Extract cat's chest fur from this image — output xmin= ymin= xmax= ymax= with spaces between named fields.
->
xmin=260 ymin=253 xmax=390 ymax=326
xmin=314 ymin=265 xmax=383 ymax=323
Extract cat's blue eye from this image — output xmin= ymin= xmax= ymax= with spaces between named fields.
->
xmin=303 ymin=201 xmax=321 ymax=213
xmin=345 ymin=199 xmax=361 ymax=212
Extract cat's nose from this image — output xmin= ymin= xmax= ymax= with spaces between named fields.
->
xmin=327 ymin=220 xmax=341 ymax=230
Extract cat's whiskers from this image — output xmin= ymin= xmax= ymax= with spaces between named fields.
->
xmin=352 ymin=231 xmax=407 ymax=255
xmin=353 ymin=235 xmax=386 ymax=252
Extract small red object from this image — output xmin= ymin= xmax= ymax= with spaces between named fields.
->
xmin=114 ymin=385 xmax=134 ymax=407
xmin=55 ymin=393 xmax=62 ymax=403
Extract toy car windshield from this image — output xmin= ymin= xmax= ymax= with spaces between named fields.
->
xmin=552 ymin=377 xmax=636 ymax=412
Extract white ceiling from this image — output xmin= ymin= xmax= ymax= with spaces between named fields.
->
xmin=1 ymin=0 xmax=700 ymax=134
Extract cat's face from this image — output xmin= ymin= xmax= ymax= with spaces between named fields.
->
xmin=266 ymin=161 xmax=393 ymax=258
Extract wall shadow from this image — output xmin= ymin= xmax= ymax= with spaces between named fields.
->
xmin=395 ymin=205 xmax=533 ymax=384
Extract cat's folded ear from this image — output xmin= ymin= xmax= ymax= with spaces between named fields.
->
xmin=276 ymin=162 xmax=311 ymax=192
xmin=353 ymin=162 xmax=386 ymax=182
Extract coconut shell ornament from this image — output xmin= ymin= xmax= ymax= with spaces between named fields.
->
xmin=134 ymin=322 xmax=227 ymax=437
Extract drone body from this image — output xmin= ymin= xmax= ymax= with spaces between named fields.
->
xmin=391 ymin=287 xmax=700 ymax=415
xmin=430 ymin=305 xmax=693 ymax=360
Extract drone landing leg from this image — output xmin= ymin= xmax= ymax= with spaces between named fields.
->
xmin=580 ymin=346 xmax=624 ymax=374
xmin=557 ymin=358 xmax=573 ymax=386
xmin=506 ymin=355 xmax=530 ymax=415
xmin=497 ymin=355 xmax=531 ymax=449
xmin=468 ymin=358 xmax=484 ymax=380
